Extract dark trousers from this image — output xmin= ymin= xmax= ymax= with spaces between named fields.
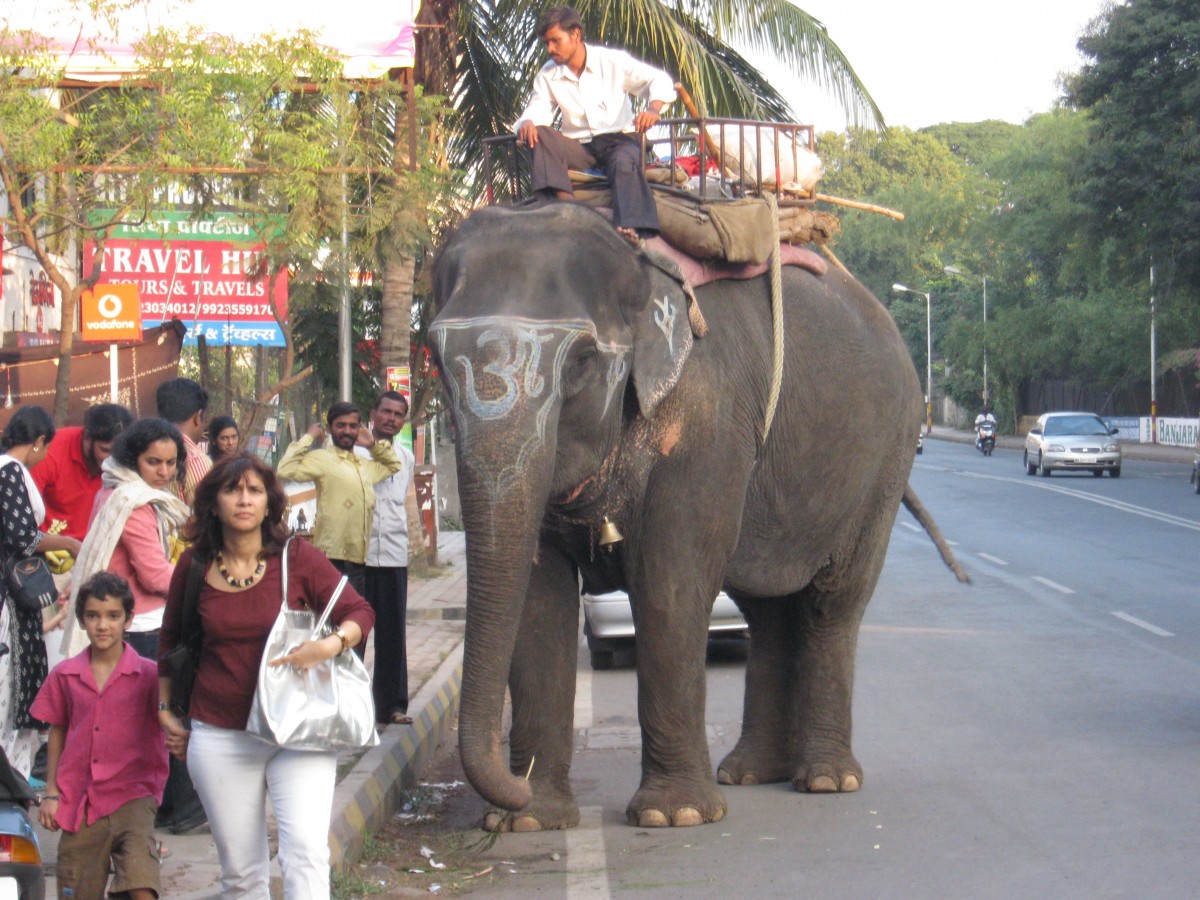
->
xmin=330 ymin=559 xmax=367 ymax=601
xmin=528 ymin=125 xmax=660 ymax=234
xmin=362 ymin=565 xmax=409 ymax=721
xmin=128 ymin=631 xmax=206 ymax=831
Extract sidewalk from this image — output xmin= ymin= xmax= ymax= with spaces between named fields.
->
xmin=926 ymin=424 xmax=1195 ymax=464
xmin=36 ymin=531 xmax=469 ymax=898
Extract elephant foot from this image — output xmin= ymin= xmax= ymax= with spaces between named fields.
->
xmin=716 ymin=743 xmax=794 ymax=786
xmin=792 ymin=757 xmax=863 ymax=794
xmin=482 ymin=792 xmax=581 ymax=833
xmin=625 ymin=778 xmax=726 ymax=828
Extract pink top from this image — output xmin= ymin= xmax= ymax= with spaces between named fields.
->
xmin=30 ymin=645 xmax=169 ymax=832
xmin=90 ymin=488 xmax=175 ymax=619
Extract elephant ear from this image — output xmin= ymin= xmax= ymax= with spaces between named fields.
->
xmin=630 ymin=249 xmax=694 ymax=419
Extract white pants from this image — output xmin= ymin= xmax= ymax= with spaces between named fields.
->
xmin=188 ymin=720 xmax=337 ymax=899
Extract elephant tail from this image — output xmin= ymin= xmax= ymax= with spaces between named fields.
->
xmin=902 ymin=485 xmax=971 ymax=584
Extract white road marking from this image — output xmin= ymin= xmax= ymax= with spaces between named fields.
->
xmin=1111 ymin=611 xmax=1174 ymax=637
xmin=1032 ymin=576 xmax=1076 ymax=594
xmin=913 ymin=463 xmax=1200 ymax=533
xmin=977 ymin=552 xmax=1009 ymax=566
xmin=566 ymin=806 xmax=611 ymax=898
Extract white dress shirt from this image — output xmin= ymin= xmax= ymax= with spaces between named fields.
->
xmin=515 ymin=43 xmax=676 ymax=142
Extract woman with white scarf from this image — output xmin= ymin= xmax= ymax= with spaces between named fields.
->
xmin=60 ymin=418 xmax=190 ymax=661
xmin=0 ymin=406 xmax=83 ymax=779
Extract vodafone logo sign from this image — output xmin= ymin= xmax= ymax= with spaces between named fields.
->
xmin=82 ymin=283 xmax=143 ymax=342
xmin=97 ymin=291 xmax=124 ymax=319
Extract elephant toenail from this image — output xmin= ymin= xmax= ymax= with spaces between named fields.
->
xmin=716 ymin=768 xmax=734 ymax=785
xmin=808 ymin=775 xmax=837 ymax=793
xmin=637 ymin=809 xmax=670 ymax=827
xmin=672 ymin=807 xmax=703 ymax=827
xmin=511 ymin=816 xmax=543 ymax=832
xmin=841 ymin=774 xmax=861 ymax=792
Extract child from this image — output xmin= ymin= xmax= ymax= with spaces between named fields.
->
xmin=32 ymin=572 xmax=169 ymax=900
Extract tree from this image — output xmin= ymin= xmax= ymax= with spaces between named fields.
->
xmin=1 ymin=4 xmax=452 ymax=424
xmin=0 ymin=15 xmax=338 ymax=420
xmin=1067 ymin=0 xmax=1200 ymax=287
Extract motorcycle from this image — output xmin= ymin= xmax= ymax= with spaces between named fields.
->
xmin=0 ymin=644 xmax=46 ymax=900
xmin=976 ymin=420 xmax=996 ymax=456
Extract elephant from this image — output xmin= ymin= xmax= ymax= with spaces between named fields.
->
xmin=429 ymin=200 xmax=925 ymax=831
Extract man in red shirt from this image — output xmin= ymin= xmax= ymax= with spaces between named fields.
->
xmin=33 ymin=403 xmax=133 ymax=540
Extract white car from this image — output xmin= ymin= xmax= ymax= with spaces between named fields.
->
xmin=1024 ymin=411 xmax=1122 ymax=477
xmin=581 ymin=589 xmax=748 ymax=670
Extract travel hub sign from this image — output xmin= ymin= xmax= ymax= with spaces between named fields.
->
xmin=83 ymin=211 xmax=288 ymax=346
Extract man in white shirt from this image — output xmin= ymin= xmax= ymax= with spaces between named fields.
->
xmin=361 ymin=390 xmax=417 ymax=725
xmin=514 ymin=5 xmax=677 ymax=245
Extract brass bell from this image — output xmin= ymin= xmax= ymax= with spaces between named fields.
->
xmin=597 ymin=516 xmax=624 ymax=551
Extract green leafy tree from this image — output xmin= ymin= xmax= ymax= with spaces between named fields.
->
xmin=1 ymin=3 xmax=453 ymax=423
xmin=1067 ymin=0 xmax=1200 ymax=288
xmin=0 ymin=13 xmax=338 ymax=420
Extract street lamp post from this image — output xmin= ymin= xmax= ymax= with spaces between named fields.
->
xmin=944 ymin=265 xmax=987 ymax=403
xmin=892 ymin=283 xmax=933 ymax=434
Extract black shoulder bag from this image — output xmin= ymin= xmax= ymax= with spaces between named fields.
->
xmin=160 ymin=554 xmax=207 ymax=718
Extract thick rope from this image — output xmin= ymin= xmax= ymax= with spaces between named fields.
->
xmin=762 ymin=193 xmax=786 ymax=444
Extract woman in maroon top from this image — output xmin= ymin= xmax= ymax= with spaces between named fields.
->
xmin=158 ymin=452 xmax=373 ymax=899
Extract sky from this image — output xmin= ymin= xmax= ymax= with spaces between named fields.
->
xmin=757 ymin=0 xmax=1114 ymax=130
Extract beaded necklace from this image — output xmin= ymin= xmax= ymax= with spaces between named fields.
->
xmin=216 ymin=550 xmax=265 ymax=588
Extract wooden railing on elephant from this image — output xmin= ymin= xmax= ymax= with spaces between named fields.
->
xmin=481 ymin=114 xmax=819 ymax=208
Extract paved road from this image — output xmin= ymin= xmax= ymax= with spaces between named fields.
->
xmin=419 ymin=439 xmax=1200 ymax=897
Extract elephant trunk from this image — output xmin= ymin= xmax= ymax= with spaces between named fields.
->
xmin=454 ymin=435 xmax=556 ymax=812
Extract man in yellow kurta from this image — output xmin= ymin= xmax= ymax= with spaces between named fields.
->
xmin=276 ymin=400 xmax=401 ymax=595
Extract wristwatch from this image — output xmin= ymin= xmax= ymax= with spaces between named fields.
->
xmin=334 ymin=629 xmax=351 ymax=654
xmin=157 ymin=701 xmax=171 ymax=711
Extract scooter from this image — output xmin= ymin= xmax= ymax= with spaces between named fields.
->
xmin=976 ymin=420 xmax=996 ymax=456
xmin=0 ymin=645 xmax=46 ymax=900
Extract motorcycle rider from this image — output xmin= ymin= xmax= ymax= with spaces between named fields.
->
xmin=974 ymin=405 xmax=997 ymax=451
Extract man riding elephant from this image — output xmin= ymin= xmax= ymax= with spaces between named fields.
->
xmin=514 ymin=5 xmax=677 ymax=246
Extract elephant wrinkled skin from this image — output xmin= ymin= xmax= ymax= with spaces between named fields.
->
xmin=430 ymin=202 xmax=922 ymax=830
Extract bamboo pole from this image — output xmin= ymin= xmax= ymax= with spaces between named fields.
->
xmin=813 ymin=193 xmax=906 ymax=220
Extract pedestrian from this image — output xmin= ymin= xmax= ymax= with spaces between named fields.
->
xmin=58 ymin=418 xmax=190 ymax=661
xmin=514 ymin=5 xmax=677 ymax=245
xmin=362 ymin=391 xmax=416 ymax=725
xmin=207 ymin=415 xmax=240 ymax=464
xmin=157 ymin=452 xmax=374 ymax=898
xmin=0 ymin=405 xmax=82 ymax=781
xmin=55 ymin=417 xmax=203 ymax=835
xmin=32 ymin=402 xmax=133 ymax=541
xmin=276 ymin=401 xmax=402 ymax=598
xmin=32 ymin=571 xmax=169 ymax=900
xmin=156 ymin=377 xmax=211 ymax=508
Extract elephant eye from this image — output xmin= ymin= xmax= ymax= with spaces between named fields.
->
xmin=564 ymin=345 xmax=599 ymax=395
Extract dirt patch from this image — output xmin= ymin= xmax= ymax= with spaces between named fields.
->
xmin=333 ymin=747 xmax=500 ymax=899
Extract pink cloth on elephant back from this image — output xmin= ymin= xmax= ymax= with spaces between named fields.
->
xmin=643 ymin=236 xmax=827 ymax=288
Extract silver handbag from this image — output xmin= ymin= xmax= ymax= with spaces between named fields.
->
xmin=245 ymin=540 xmax=379 ymax=751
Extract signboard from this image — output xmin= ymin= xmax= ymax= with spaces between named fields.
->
xmin=82 ymin=211 xmax=287 ymax=346
xmin=81 ymin=283 xmax=142 ymax=342
xmin=7 ymin=1 xmax=418 ymax=81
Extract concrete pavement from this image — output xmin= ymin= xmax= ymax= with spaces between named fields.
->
xmin=36 ymin=531 xmax=469 ymax=898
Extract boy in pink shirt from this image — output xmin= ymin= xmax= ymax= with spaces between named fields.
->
xmin=32 ymin=572 xmax=169 ymax=899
